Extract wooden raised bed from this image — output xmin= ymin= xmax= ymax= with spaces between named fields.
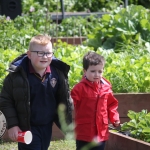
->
xmin=105 ymin=130 xmax=150 ymax=150
xmin=114 ymin=93 xmax=150 ymax=123
xmin=51 ymin=37 xmax=86 ymax=45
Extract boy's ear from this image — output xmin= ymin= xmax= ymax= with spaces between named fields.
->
xmin=27 ymin=50 xmax=31 ymax=59
xmin=83 ymin=69 xmax=86 ymax=75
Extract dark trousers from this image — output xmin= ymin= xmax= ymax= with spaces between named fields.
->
xmin=18 ymin=122 xmax=53 ymax=150
xmin=76 ymin=140 xmax=106 ymax=150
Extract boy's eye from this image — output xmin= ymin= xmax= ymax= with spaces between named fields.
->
xmin=31 ymin=51 xmax=53 ymax=57
xmin=90 ymin=70 xmax=103 ymax=73
xmin=38 ymin=52 xmax=44 ymax=54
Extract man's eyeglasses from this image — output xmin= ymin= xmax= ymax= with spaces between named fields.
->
xmin=31 ymin=51 xmax=53 ymax=58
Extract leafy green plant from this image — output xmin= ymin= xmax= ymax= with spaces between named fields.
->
xmin=50 ymin=15 xmax=102 ymax=37
xmin=100 ymin=42 xmax=150 ymax=93
xmin=1 ymin=1 xmax=150 ymax=94
xmin=71 ymin=0 xmax=122 ymax=12
xmin=0 ymin=38 xmax=150 ymax=93
xmin=22 ymin=0 xmax=43 ymax=14
xmin=121 ymin=110 xmax=150 ymax=143
xmin=86 ymin=5 xmax=150 ymax=51
xmin=0 ymin=49 xmax=21 ymax=89
xmin=0 ymin=15 xmax=39 ymax=52
xmin=32 ymin=0 xmax=75 ymax=12
xmin=54 ymin=41 xmax=150 ymax=93
xmin=0 ymin=4 xmax=101 ymax=53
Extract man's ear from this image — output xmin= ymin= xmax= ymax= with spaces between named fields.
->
xmin=27 ymin=50 xmax=31 ymax=59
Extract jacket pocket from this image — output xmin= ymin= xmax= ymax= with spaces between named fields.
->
xmin=101 ymin=118 xmax=108 ymax=136
xmin=75 ymin=120 xmax=91 ymax=136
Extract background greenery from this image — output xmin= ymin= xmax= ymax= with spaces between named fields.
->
xmin=86 ymin=5 xmax=150 ymax=51
xmin=0 ymin=1 xmax=150 ymax=93
xmin=121 ymin=109 xmax=150 ymax=143
xmin=25 ymin=0 xmax=150 ymax=12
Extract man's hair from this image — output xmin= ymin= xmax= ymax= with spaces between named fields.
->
xmin=83 ymin=51 xmax=105 ymax=70
xmin=29 ymin=34 xmax=51 ymax=51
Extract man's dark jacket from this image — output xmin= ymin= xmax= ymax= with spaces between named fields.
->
xmin=0 ymin=54 xmax=73 ymax=131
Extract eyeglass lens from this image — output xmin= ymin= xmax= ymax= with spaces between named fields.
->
xmin=38 ymin=52 xmax=53 ymax=57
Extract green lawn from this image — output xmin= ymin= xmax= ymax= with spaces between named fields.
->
xmin=0 ymin=140 xmax=76 ymax=150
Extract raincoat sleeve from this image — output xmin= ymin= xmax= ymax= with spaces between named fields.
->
xmin=107 ymin=93 xmax=120 ymax=123
xmin=71 ymin=84 xmax=81 ymax=107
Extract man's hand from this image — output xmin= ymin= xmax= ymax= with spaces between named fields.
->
xmin=8 ymin=126 xmax=22 ymax=141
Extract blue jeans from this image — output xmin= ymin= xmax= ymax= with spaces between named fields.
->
xmin=18 ymin=122 xmax=53 ymax=150
xmin=76 ymin=140 xmax=106 ymax=150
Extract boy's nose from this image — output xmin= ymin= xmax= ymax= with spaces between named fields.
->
xmin=43 ymin=54 xmax=48 ymax=58
xmin=95 ymin=72 xmax=99 ymax=76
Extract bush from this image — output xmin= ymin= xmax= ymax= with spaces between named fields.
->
xmin=121 ymin=109 xmax=150 ymax=143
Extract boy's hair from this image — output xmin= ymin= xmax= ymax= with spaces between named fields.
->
xmin=29 ymin=34 xmax=51 ymax=51
xmin=83 ymin=51 xmax=105 ymax=70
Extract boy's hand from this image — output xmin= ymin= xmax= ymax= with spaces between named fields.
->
xmin=113 ymin=120 xmax=120 ymax=127
xmin=8 ymin=126 xmax=22 ymax=141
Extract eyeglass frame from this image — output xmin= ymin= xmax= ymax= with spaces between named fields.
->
xmin=30 ymin=51 xmax=54 ymax=58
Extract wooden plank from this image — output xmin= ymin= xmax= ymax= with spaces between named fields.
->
xmin=105 ymin=130 xmax=150 ymax=150
xmin=114 ymin=93 xmax=150 ymax=123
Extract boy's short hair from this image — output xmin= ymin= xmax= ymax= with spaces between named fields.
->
xmin=29 ymin=34 xmax=51 ymax=51
xmin=83 ymin=51 xmax=105 ymax=70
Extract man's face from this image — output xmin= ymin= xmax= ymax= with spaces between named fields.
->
xmin=27 ymin=42 xmax=53 ymax=73
xmin=84 ymin=64 xmax=104 ymax=82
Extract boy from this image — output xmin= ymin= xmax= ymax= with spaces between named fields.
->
xmin=0 ymin=34 xmax=72 ymax=150
xmin=71 ymin=51 xmax=120 ymax=150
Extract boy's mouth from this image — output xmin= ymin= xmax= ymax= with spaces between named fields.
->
xmin=40 ymin=61 xmax=47 ymax=63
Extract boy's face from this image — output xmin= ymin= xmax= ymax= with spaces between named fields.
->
xmin=84 ymin=64 xmax=104 ymax=82
xmin=27 ymin=42 xmax=53 ymax=73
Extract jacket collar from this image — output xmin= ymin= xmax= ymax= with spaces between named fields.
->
xmin=80 ymin=76 xmax=112 ymax=94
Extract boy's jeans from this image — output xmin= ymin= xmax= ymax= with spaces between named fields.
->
xmin=18 ymin=122 xmax=53 ymax=150
xmin=76 ymin=140 xmax=106 ymax=150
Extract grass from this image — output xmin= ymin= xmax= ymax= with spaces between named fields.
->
xmin=0 ymin=140 xmax=76 ymax=150
xmin=50 ymin=140 xmax=76 ymax=150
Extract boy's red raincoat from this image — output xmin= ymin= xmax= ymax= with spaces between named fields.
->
xmin=71 ymin=77 xmax=120 ymax=142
